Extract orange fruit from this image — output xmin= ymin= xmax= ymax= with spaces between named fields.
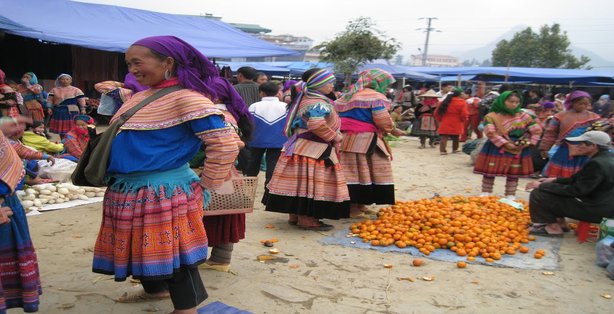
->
xmin=412 ymin=259 xmax=425 ymax=267
xmin=519 ymin=247 xmax=529 ymax=254
xmin=457 ymin=261 xmax=467 ymax=268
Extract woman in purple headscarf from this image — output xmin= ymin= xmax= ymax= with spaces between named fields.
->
xmin=539 ymin=90 xmax=603 ymax=178
xmin=281 ymin=79 xmax=297 ymax=104
xmin=91 ymin=36 xmax=239 ymax=313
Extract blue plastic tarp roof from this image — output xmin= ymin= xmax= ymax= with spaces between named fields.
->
xmin=403 ymin=66 xmax=614 ymax=84
xmin=356 ymin=63 xmax=438 ymax=81
xmin=252 ymin=62 xmax=439 ymax=81
xmin=0 ymin=0 xmax=297 ymax=58
xmin=215 ymin=62 xmax=290 ymax=76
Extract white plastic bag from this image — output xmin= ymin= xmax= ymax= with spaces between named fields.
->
xmin=37 ymin=158 xmax=77 ymax=182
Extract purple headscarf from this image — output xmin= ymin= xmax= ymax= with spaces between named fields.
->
xmin=564 ymin=90 xmax=591 ymax=110
xmin=132 ymin=36 xmax=219 ymax=100
xmin=282 ymin=80 xmax=298 ymax=92
xmin=211 ymin=77 xmax=252 ymax=125
xmin=541 ymin=102 xmax=555 ymax=109
xmin=123 ymin=73 xmax=147 ymax=93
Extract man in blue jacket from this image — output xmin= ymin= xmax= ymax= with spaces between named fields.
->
xmin=245 ymin=82 xmax=288 ymax=204
xmin=526 ymin=131 xmax=614 ymax=236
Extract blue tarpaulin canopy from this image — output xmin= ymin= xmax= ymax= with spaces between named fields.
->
xmin=246 ymin=62 xmax=439 ymax=81
xmin=0 ymin=0 xmax=297 ymax=58
xmin=359 ymin=64 xmax=438 ymax=82
xmin=403 ymin=66 xmax=614 ymax=85
xmin=216 ymin=62 xmax=290 ymax=76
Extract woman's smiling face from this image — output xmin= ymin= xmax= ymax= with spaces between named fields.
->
xmin=125 ymin=45 xmax=172 ymax=87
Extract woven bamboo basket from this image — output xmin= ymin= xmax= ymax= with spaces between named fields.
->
xmin=203 ymin=176 xmax=258 ymax=216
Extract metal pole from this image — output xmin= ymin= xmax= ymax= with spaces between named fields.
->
xmin=422 ymin=18 xmax=433 ymax=66
xmin=418 ymin=17 xmax=437 ymax=66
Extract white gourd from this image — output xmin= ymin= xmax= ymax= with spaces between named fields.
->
xmin=21 ymin=200 xmax=34 ymax=208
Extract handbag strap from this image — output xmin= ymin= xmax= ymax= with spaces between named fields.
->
xmin=113 ymin=85 xmax=183 ymax=127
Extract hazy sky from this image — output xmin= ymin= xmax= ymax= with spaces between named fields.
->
xmin=79 ymin=0 xmax=614 ymax=65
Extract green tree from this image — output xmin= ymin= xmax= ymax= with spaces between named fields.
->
xmin=491 ymin=24 xmax=590 ymax=69
xmin=317 ymin=17 xmax=399 ymax=84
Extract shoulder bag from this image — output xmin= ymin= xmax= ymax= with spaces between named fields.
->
xmin=71 ymin=85 xmax=182 ymax=186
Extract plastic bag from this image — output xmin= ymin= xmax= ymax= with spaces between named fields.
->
xmin=97 ymin=94 xmax=119 ymax=116
xmin=596 ymin=236 xmax=614 ymax=267
xmin=37 ymin=158 xmax=77 ymax=182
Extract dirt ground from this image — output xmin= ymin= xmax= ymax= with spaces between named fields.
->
xmin=17 ymin=136 xmax=613 ymax=314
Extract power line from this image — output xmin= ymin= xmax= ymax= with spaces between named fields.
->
xmin=417 ymin=17 xmax=440 ymax=66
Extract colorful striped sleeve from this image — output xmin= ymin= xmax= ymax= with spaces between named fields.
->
xmin=538 ymin=115 xmax=560 ymax=151
xmin=372 ymin=108 xmax=394 ymax=133
xmin=526 ymin=116 xmax=543 ymax=145
xmin=306 ymin=104 xmax=336 ymax=142
xmin=10 ymin=140 xmax=44 ymax=160
xmin=483 ymin=116 xmax=508 ymax=148
xmin=192 ymin=116 xmax=240 ymax=189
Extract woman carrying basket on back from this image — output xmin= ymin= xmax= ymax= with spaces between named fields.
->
xmin=199 ymin=77 xmax=254 ymax=273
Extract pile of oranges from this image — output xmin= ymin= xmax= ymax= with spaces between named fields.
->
xmin=350 ymin=196 xmax=538 ymax=262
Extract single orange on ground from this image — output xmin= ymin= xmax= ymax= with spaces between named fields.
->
xmin=412 ymin=259 xmax=425 ymax=267
xmin=457 ymin=261 xmax=467 ymax=268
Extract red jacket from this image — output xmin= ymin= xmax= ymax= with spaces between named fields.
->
xmin=435 ymin=97 xmax=469 ymax=135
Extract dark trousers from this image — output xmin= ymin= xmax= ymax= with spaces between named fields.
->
xmin=236 ymin=147 xmax=251 ymax=174
xmin=141 ymin=266 xmax=207 ymax=310
xmin=529 ymin=189 xmax=613 ymax=224
xmin=245 ymin=147 xmax=282 ymax=182
xmin=245 ymin=147 xmax=282 ymax=203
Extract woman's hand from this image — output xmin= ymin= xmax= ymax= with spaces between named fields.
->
xmin=539 ymin=150 xmax=549 ymax=159
xmin=46 ymin=155 xmax=56 ymax=166
xmin=503 ymin=142 xmax=519 ymax=151
xmin=0 ymin=197 xmax=13 ymax=225
xmin=391 ymin=128 xmax=405 ymax=137
xmin=333 ymin=133 xmax=343 ymax=143
xmin=525 ymin=177 xmax=556 ymax=190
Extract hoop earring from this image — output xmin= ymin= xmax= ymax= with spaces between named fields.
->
xmin=164 ymin=69 xmax=171 ymax=80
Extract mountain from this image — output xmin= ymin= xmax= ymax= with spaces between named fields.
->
xmin=570 ymin=47 xmax=614 ymax=69
xmin=454 ymin=25 xmax=527 ymax=63
xmin=455 ymin=25 xmax=614 ymax=69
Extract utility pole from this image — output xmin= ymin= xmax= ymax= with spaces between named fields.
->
xmin=417 ymin=17 xmax=438 ymax=66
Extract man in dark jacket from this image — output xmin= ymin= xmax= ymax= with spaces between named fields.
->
xmin=526 ymin=131 xmax=614 ymax=236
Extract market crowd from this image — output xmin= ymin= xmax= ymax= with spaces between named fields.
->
xmin=1 ymin=35 xmax=614 ymax=313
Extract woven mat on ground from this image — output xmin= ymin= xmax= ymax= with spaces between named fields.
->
xmin=321 ymin=229 xmax=562 ymax=270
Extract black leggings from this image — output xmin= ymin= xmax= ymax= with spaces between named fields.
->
xmin=141 ymin=266 xmax=207 ymax=310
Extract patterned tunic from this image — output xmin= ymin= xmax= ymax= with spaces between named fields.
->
xmin=474 ymin=112 xmax=542 ymax=177
xmin=265 ymin=96 xmax=350 ymax=219
xmin=539 ymin=110 xmax=602 ymax=178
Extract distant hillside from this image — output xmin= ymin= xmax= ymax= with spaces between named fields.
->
xmin=456 ymin=25 xmax=614 ymax=69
